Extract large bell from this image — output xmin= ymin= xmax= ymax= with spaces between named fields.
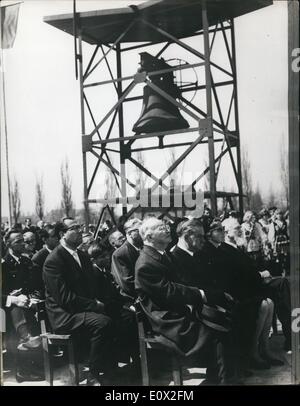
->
xmin=132 ymin=52 xmax=190 ymax=134
xmin=132 ymin=84 xmax=189 ymax=134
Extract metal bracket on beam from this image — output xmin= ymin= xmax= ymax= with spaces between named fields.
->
xmin=198 ymin=118 xmax=210 ymax=130
xmin=82 ymin=135 xmax=93 ymax=152
xmin=198 ymin=118 xmax=210 ymax=138
xmin=134 ymin=71 xmax=147 ymax=83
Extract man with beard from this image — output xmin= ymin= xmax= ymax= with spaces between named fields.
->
xmin=111 ymin=218 xmax=143 ymax=304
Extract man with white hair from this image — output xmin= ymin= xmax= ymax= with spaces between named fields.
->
xmin=135 ymin=217 xmax=235 ymax=384
xmin=111 ymin=218 xmax=143 ymax=302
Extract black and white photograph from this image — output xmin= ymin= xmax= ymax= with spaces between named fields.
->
xmin=0 ymin=0 xmax=299 ymax=388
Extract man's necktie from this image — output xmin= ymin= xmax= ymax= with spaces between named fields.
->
xmin=72 ymin=251 xmax=82 ymax=268
xmin=161 ymin=252 xmax=171 ymax=267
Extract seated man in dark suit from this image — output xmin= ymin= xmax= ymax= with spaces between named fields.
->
xmin=88 ymin=242 xmax=140 ymax=377
xmin=43 ymin=219 xmax=115 ymax=386
xmin=197 ymin=220 xmax=283 ymax=371
xmin=135 ymin=217 xmax=235 ymax=385
xmin=2 ymin=231 xmax=43 ymax=382
xmin=170 ymin=218 xmax=210 ymax=288
xmin=224 ymin=219 xmax=291 ymax=353
xmin=32 ymin=224 xmax=61 ymax=298
xmin=111 ymin=218 xmax=143 ymax=304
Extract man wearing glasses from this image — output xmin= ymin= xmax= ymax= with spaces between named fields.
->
xmin=43 ymin=218 xmax=114 ymax=386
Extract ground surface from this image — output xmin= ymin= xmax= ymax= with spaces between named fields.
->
xmin=2 ymin=332 xmax=292 ymax=387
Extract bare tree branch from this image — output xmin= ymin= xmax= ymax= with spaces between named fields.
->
xmin=241 ymin=150 xmax=253 ymax=209
xmin=61 ymin=159 xmax=74 ymax=218
xmin=279 ymin=134 xmax=289 ymax=207
xmin=35 ymin=177 xmax=45 ymax=220
xmin=168 ymin=148 xmax=182 ymax=188
xmin=134 ymin=150 xmax=147 ymax=191
xmin=11 ymin=178 xmax=21 ymax=224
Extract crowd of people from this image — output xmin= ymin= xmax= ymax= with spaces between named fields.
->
xmin=1 ymin=205 xmax=291 ymax=385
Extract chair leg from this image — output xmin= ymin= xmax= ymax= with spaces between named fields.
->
xmin=139 ymin=339 xmax=150 ymax=386
xmin=272 ymin=310 xmax=278 ymax=334
xmin=172 ymin=356 xmax=182 ymax=386
xmin=68 ymin=341 xmax=79 ymax=386
xmin=42 ymin=338 xmax=53 ymax=386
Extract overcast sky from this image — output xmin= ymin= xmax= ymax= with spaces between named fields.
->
xmin=0 ymin=0 xmax=288 ymax=219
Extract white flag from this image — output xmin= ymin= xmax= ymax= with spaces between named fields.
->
xmin=0 ymin=3 xmax=21 ymax=49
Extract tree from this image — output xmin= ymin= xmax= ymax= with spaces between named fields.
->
xmin=251 ymin=184 xmax=264 ymax=213
xmin=60 ymin=159 xmax=74 ymax=218
xmin=168 ymin=148 xmax=185 ymax=189
xmin=267 ymin=185 xmax=277 ymax=208
xmin=11 ymin=178 xmax=21 ymax=224
xmin=104 ymin=166 xmax=117 ymax=202
xmin=134 ymin=150 xmax=147 ymax=192
xmin=100 ymin=165 xmax=117 ymax=223
xmin=241 ymin=150 xmax=253 ymax=210
xmin=279 ymin=134 xmax=289 ymax=208
xmin=35 ymin=177 xmax=45 ymax=220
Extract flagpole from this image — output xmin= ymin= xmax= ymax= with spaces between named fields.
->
xmin=0 ymin=48 xmax=13 ymax=227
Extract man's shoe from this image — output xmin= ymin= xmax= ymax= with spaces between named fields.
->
xmin=16 ymin=371 xmax=44 ymax=383
xmin=199 ymin=379 xmax=219 ymax=386
xmin=249 ymin=358 xmax=270 ymax=370
xmin=87 ymin=372 xmax=101 ymax=386
xmin=261 ymin=355 xmax=284 ymax=367
xmin=243 ymin=369 xmax=254 ymax=378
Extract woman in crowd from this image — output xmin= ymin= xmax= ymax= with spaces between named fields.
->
xmin=268 ymin=209 xmax=290 ymax=276
xmin=258 ymin=208 xmax=272 ymax=263
xmin=241 ymin=210 xmax=264 ymax=269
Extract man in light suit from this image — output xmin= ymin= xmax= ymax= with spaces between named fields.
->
xmin=43 ymin=219 xmax=114 ymax=386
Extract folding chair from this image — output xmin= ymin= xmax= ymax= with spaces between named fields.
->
xmin=36 ymin=301 xmax=79 ymax=386
xmin=134 ymin=300 xmax=183 ymax=386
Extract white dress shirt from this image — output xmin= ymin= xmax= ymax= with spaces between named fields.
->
xmin=61 ymin=240 xmax=82 ymax=268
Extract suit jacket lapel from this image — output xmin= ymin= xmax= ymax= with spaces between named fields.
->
xmin=124 ymin=240 xmax=138 ymax=258
xmin=59 ymin=245 xmax=83 ymax=274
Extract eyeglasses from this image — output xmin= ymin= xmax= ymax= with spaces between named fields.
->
xmin=158 ymin=224 xmax=170 ymax=231
xmin=67 ymin=225 xmax=82 ymax=232
xmin=128 ymin=228 xmax=139 ymax=234
xmin=213 ymin=227 xmax=224 ymax=233
xmin=12 ymin=239 xmax=24 ymax=245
